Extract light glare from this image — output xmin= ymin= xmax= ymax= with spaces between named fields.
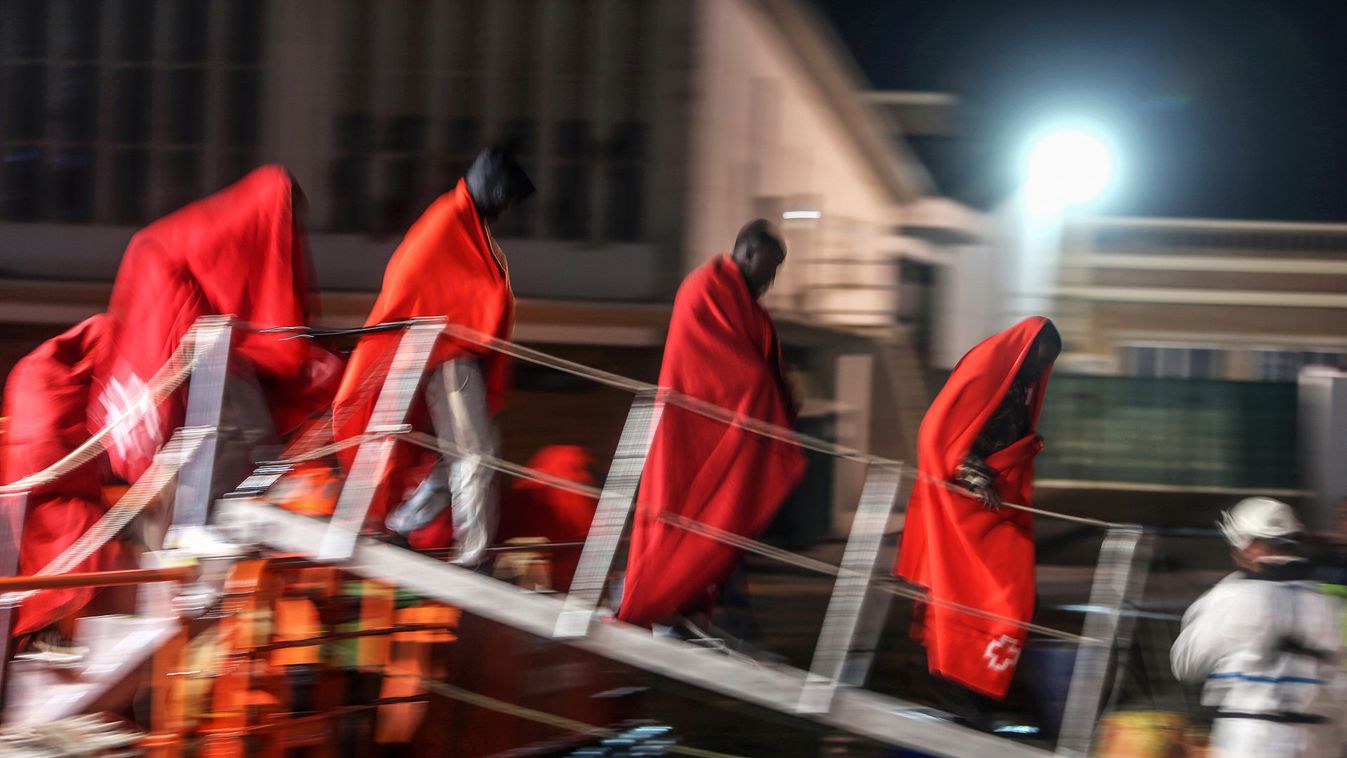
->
xmin=1023 ymin=128 xmax=1115 ymax=213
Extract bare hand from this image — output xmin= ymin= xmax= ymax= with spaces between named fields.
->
xmin=974 ymin=486 xmax=1003 ymax=511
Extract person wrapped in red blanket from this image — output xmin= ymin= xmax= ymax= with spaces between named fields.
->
xmin=92 ymin=165 xmax=340 ymax=485
xmin=332 ymin=148 xmax=534 ymax=565
xmin=619 ymin=220 xmax=806 ymax=628
xmin=5 ymin=167 xmax=337 ymax=642
xmin=2 ymin=317 xmax=116 ymax=638
xmin=895 ymin=316 xmax=1060 ymax=699
xmin=495 ymin=445 xmax=598 ymax=593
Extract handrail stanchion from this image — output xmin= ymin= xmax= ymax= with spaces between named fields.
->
xmin=798 ymin=462 xmax=903 ymax=713
xmin=554 ymin=390 xmax=663 ymax=639
xmin=1055 ymin=525 xmax=1152 ymax=757
xmin=0 ymin=492 xmax=27 ymax=712
xmin=318 ymin=318 xmax=444 ymax=562
xmin=167 ymin=316 xmax=233 ymax=538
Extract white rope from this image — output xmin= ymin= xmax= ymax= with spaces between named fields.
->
xmin=436 ymin=323 xmax=1130 ymax=529
xmin=391 ymin=430 xmax=1097 ymax=644
xmin=1 ymin=427 xmax=209 ymax=605
xmin=0 ymin=325 xmax=202 ymax=494
xmin=657 ymin=510 xmax=1096 ymax=645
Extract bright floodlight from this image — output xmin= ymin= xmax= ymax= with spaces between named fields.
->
xmin=1023 ymin=128 xmax=1115 ymax=213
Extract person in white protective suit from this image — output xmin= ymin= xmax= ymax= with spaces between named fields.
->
xmin=1172 ymin=497 xmax=1347 ymax=758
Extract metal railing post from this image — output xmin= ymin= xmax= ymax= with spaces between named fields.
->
xmin=554 ymin=390 xmax=663 ymax=639
xmin=318 ymin=319 xmax=444 ymax=562
xmin=798 ymin=462 xmax=903 ymax=714
xmin=0 ymin=492 xmax=28 ymax=712
xmin=168 ymin=316 xmax=233 ymax=534
xmin=1056 ymin=525 xmax=1152 ymax=756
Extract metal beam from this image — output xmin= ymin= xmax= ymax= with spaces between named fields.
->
xmin=226 ymin=500 xmax=1052 ymax=758
xmin=1056 ymin=526 xmax=1151 ymax=757
xmin=799 ymin=462 xmax=902 ymax=713
xmin=318 ymin=318 xmax=444 ymax=562
xmin=170 ymin=316 xmax=233 ymax=533
xmin=0 ymin=492 xmax=27 ymax=712
xmin=554 ymin=390 xmax=663 ymax=639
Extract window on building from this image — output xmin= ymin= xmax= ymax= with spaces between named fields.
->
xmin=551 ymin=120 xmax=591 ymax=240
xmin=1253 ymin=348 xmax=1347 ymax=382
xmin=496 ymin=117 xmax=536 ymax=239
xmin=0 ymin=0 xmax=265 ymax=225
xmin=604 ymin=121 xmax=645 ymax=242
xmin=323 ymin=0 xmax=652 ymax=243
xmin=1121 ymin=343 xmax=1225 ymax=380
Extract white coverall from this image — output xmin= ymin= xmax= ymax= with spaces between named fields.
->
xmin=1172 ymin=561 xmax=1347 ymax=758
xmin=385 ymin=359 xmax=497 ymax=565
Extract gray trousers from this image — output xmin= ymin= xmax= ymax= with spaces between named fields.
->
xmin=385 ymin=359 xmax=497 ymax=565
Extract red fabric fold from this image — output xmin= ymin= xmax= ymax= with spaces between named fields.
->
xmin=618 ymin=256 xmax=805 ymax=626
xmin=496 ymin=446 xmax=598 ymax=592
xmin=894 ymin=316 xmax=1052 ymax=699
xmin=93 ymin=165 xmax=335 ymax=483
xmin=2 ymin=316 xmax=121 ymax=636
xmin=331 ymin=180 xmax=514 ymax=536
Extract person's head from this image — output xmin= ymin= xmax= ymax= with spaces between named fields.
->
xmin=1219 ymin=497 xmax=1303 ymax=571
xmin=1021 ymin=319 xmax=1062 ymax=382
xmin=731 ymin=219 xmax=786 ymax=298
xmin=465 ymin=147 xmax=535 ymax=223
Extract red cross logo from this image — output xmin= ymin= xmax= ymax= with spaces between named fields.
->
xmin=983 ymin=634 xmax=1022 ymax=672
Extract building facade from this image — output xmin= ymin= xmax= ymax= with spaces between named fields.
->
xmin=1055 ymin=216 xmax=1347 ymax=381
xmin=0 ymin=0 xmax=955 ymax=330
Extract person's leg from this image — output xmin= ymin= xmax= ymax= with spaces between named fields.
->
xmin=434 ymin=359 xmax=497 ymax=566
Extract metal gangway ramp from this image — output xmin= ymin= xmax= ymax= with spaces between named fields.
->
xmin=0 ymin=317 xmax=1151 ymax=757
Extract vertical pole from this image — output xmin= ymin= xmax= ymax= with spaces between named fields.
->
xmin=554 ymin=390 xmax=663 ymax=639
xmin=838 ymin=471 xmax=914 ymax=687
xmin=319 ymin=319 xmax=444 ymax=562
xmin=1056 ymin=526 xmax=1151 ymax=757
xmin=797 ymin=463 xmax=902 ymax=714
xmin=0 ymin=492 xmax=27 ymax=713
xmin=169 ymin=316 xmax=234 ymax=534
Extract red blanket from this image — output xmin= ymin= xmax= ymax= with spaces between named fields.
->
xmin=618 ymin=256 xmax=805 ymax=626
xmin=93 ymin=165 xmax=336 ymax=483
xmin=331 ymin=180 xmax=513 ymax=536
xmin=496 ymin=446 xmax=598 ymax=592
xmin=895 ymin=316 xmax=1052 ymax=698
xmin=2 ymin=317 xmax=121 ymax=636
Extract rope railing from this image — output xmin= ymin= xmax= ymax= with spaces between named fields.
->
xmin=392 ymin=426 xmax=1101 ymax=645
xmin=254 ymin=320 xmax=1129 ymax=530
xmin=0 ymin=323 xmax=205 ymax=494
xmin=1 ymin=427 xmax=210 ymax=605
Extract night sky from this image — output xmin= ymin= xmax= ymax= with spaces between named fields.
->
xmin=811 ymin=0 xmax=1347 ymax=222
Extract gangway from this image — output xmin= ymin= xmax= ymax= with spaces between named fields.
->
xmin=0 ymin=316 xmax=1151 ymax=757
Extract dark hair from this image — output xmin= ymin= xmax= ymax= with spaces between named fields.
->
xmin=733 ymin=218 xmax=783 ymax=258
xmin=1037 ymin=319 xmax=1062 ymax=354
xmin=466 ymin=147 xmax=535 ymax=219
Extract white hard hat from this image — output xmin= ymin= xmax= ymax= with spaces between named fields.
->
xmin=1218 ymin=497 xmax=1303 ymax=550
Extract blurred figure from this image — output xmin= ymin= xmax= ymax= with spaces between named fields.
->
xmin=6 ymin=166 xmax=338 ymax=644
xmin=895 ymin=317 xmax=1059 ymax=700
xmin=495 ymin=445 xmax=599 ymax=593
xmin=94 ymin=165 xmax=340 ymax=484
xmin=618 ymin=219 xmax=805 ymax=629
xmin=2 ymin=316 xmax=116 ymax=641
xmin=1172 ymin=497 xmax=1345 ymax=758
xmin=332 ymin=147 xmax=534 ymax=566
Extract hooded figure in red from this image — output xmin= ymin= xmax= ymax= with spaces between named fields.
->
xmin=92 ymin=165 xmax=339 ymax=484
xmin=331 ymin=148 xmax=533 ymax=562
xmin=619 ymin=220 xmax=806 ymax=627
xmin=495 ymin=446 xmax=598 ymax=592
xmin=895 ymin=316 xmax=1060 ymax=699
xmin=2 ymin=316 xmax=115 ymax=637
